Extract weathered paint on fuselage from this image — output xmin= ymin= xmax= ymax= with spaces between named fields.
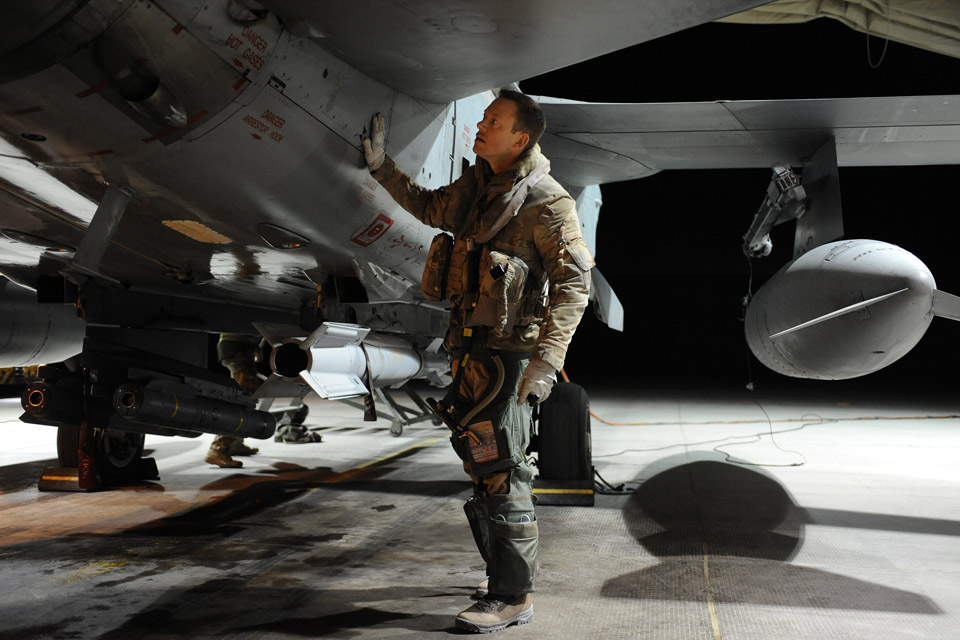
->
xmin=0 ymin=0 xmax=490 ymax=318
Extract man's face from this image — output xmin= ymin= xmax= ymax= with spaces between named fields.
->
xmin=474 ymin=98 xmax=527 ymax=170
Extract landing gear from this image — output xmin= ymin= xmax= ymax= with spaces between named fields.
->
xmin=56 ymin=424 xmax=80 ymax=467
xmin=537 ymin=382 xmax=592 ymax=480
xmin=53 ymin=425 xmax=156 ymax=487
xmin=532 ymin=381 xmax=594 ymax=506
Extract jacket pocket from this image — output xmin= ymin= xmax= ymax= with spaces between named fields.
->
xmin=421 ymin=232 xmax=454 ymax=301
xmin=515 ymin=273 xmax=547 ymax=327
xmin=468 ymin=250 xmax=528 ymax=337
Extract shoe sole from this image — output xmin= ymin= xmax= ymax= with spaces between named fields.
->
xmin=455 ymin=607 xmax=533 ymax=634
xmin=204 ymin=456 xmax=242 ymax=468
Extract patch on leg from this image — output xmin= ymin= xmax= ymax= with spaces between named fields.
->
xmin=468 ymin=420 xmax=498 ymax=463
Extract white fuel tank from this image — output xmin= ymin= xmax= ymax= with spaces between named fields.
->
xmin=744 ymin=239 xmax=936 ymax=380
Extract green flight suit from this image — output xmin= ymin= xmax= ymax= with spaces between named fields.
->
xmin=371 ymin=144 xmax=593 ymax=595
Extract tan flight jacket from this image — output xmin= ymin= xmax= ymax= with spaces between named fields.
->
xmin=371 ymin=144 xmax=593 ymax=372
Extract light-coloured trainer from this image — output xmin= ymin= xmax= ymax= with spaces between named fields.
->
xmin=455 ymin=593 xmax=533 ymax=633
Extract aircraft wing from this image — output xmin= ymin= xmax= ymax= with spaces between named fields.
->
xmin=535 ymin=95 xmax=960 ymax=187
xmin=256 ymin=0 xmax=774 ymax=104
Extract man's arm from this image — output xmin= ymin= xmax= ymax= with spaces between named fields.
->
xmin=363 ymin=113 xmax=472 ymax=233
xmin=533 ymin=198 xmax=594 ymax=370
xmin=518 ymin=196 xmax=594 ymax=404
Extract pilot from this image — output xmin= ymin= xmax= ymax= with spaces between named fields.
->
xmin=363 ymin=89 xmax=593 ymax=633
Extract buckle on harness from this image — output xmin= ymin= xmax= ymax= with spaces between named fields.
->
xmin=426 ymin=396 xmax=481 ymax=444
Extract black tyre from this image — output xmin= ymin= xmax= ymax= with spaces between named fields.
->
xmin=55 ymin=424 xmax=145 ymax=481
xmin=537 ymin=382 xmax=591 ymax=481
xmin=56 ymin=424 xmax=80 ymax=467
xmin=97 ymin=429 xmax=146 ymax=481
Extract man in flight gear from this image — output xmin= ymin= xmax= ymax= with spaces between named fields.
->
xmin=205 ymin=334 xmax=262 ymax=468
xmin=205 ymin=335 xmax=321 ymax=468
xmin=363 ymin=90 xmax=593 ymax=633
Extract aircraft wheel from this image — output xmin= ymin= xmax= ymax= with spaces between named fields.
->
xmin=97 ymin=429 xmax=145 ymax=481
xmin=56 ymin=424 xmax=80 ymax=467
xmin=536 ymin=382 xmax=592 ymax=481
xmin=55 ymin=425 xmax=145 ymax=481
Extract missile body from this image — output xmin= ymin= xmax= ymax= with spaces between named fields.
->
xmin=114 ymin=383 xmax=276 ymax=439
xmin=270 ymin=323 xmax=449 ymax=400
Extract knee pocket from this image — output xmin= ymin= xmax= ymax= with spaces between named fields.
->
xmin=488 ymin=493 xmax=536 ymax=523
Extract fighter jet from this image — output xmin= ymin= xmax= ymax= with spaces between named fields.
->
xmin=1 ymin=0 xmax=959 ymax=485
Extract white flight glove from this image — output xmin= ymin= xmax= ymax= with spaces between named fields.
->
xmin=517 ymin=359 xmax=558 ymax=405
xmin=362 ymin=112 xmax=385 ymax=172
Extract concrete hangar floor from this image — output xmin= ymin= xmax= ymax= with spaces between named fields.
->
xmin=2 ymin=378 xmax=960 ymax=639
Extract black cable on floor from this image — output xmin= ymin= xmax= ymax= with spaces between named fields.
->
xmin=593 ymin=466 xmax=635 ymax=495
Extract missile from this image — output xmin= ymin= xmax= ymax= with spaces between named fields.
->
xmin=744 ymin=239 xmax=960 ymax=380
xmin=269 ymin=322 xmax=448 ymax=400
xmin=113 ymin=383 xmax=276 ymax=439
xmin=23 ymin=374 xmax=274 ymax=439
xmin=22 ymin=379 xmax=84 ymax=425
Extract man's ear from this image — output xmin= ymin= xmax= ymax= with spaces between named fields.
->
xmin=515 ymin=132 xmax=530 ymax=150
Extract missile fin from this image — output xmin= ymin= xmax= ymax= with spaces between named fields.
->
xmin=770 ymin=288 xmax=909 ymax=339
xmin=299 ymin=369 xmax=369 ymax=400
xmin=301 ymin=322 xmax=369 ymax=351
